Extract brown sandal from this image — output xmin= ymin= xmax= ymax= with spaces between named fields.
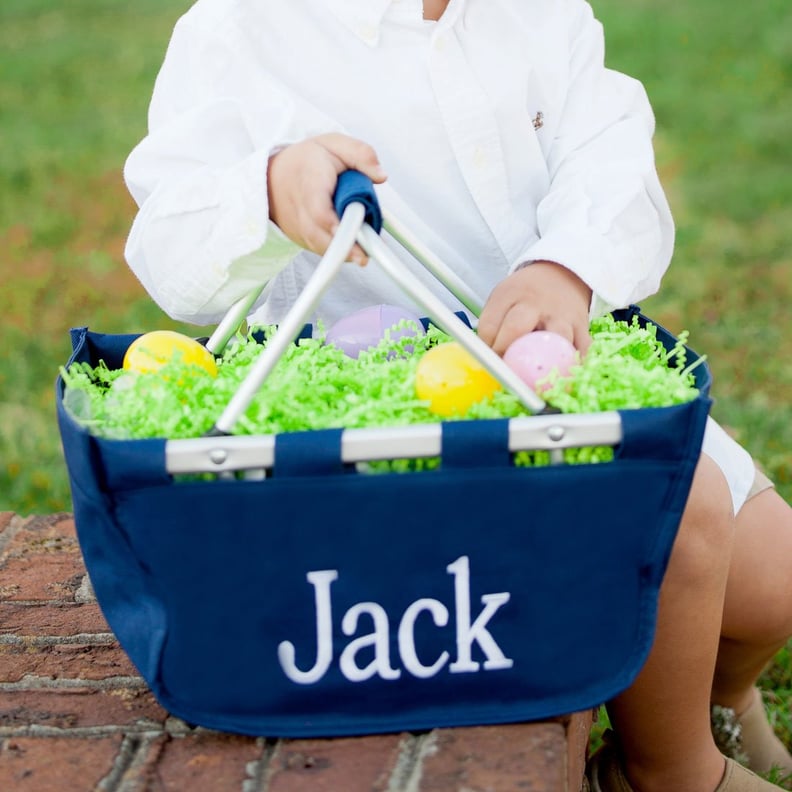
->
xmin=585 ymin=735 xmax=633 ymax=792
xmin=587 ymin=731 xmax=784 ymax=791
xmin=735 ymin=688 xmax=792 ymax=775
xmin=715 ymin=757 xmax=788 ymax=791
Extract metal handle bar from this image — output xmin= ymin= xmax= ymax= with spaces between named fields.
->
xmin=205 ymin=285 xmax=267 ymax=355
xmin=169 ymin=412 xmax=622 ymax=475
xmin=207 ymin=202 xmax=366 ymax=435
xmin=356 ymin=224 xmax=546 ymax=413
xmin=206 ymin=171 xmax=546 ymax=435
xmin=381 ymin=209 xmax=484 ymax=318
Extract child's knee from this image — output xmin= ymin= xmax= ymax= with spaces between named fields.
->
xmin=666 ymin=455 xmax=735 ymax=587
xmin=726 ymin=488 xmax=792 ymax=644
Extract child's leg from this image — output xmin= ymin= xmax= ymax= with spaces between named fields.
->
xmin=715 ymin=486 xmax=792 ymax=707
xmin=602 ymin=455 xmax=739 ymax=792
xmin=713 ymin=485 xmax=792 ymax=771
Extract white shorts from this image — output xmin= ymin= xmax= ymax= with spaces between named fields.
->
xmin=702 ymin=417 xmax=774 ymax=515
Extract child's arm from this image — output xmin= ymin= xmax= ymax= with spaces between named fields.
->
xmin=498 ymin=0 xmax=674 ymax=341
xmin=123 ymin=13 xmax=359 ymax=327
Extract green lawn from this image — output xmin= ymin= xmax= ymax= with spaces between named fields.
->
xmin=594 ymin=0 xmax=792 ymax=501
xmin=1 ymin=0 xmax=195 ymax=512
xmin=1 ymin=0 xmax=791 ymax=775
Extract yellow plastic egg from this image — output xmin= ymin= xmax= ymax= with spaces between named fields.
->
xmin=415 ymin=342 xmax=502 ymax=416
xmin=123 ymin=331 xmax=218 ymax=377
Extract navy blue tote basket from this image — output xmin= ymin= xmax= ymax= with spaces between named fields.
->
xmin=56 ymin=175 xmax=711 ymax=737
xmin=56 ymin=309 xmax=710 ymax=738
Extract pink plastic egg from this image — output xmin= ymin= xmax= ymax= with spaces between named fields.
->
xmin=325 ymin=304 xmax=425 ymax=359
xmin=503 ymin=331 xmax=577 ymax=392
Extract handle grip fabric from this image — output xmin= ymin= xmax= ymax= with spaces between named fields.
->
xmin=333 ymin=170 xmax=383 ymax=233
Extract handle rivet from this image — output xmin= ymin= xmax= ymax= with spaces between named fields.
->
xmin=547 ymin=425 xmax=565 ymax=442
xmin=210 ymin=449 xmax=228 ymax=465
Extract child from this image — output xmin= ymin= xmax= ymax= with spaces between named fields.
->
xmin=124 ymin=1 xmax=792 ymax=789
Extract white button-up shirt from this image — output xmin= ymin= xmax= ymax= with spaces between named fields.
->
xmin=123 ymin=0 xmax=756 ymax=512
xmin=124 ymin=0 xmax=673 ymax=328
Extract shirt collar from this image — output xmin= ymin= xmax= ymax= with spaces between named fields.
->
xmin=326 ymin=0 xmax=394 ymax=47
xmin=327 ymin=0 xmax=466 ymax=47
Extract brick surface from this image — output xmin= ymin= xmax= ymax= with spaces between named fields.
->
xmin=266 ymin=733 xmax=405 ymax=792
xmin=0 ymin=601 xmax=110 ymax=635
xmin=565 ymin=710 xmax=594 ymax=788
xmin=154 ymin=733 xmax=266 ymax=790
xmin=0 ymin=513 xmax=593 ymax=791
xmin=420 ymin=722 xmax=566 ymax=791
xmin=0 ymin=514 xmax=80 ymax=558
xmin=0 ymin=555 xmax=86 ymax=602
xmin=0 ymin=640 xmax=137 ymax=682
xmin=0 ymin=688 xmax=168 ymax=731
xmin=0 ymin=514 xmax=85 ymax=602
xmin=0 ymin=735 xmax=124 ymax=792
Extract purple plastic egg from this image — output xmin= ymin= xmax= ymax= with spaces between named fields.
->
xmin=325 ymin=304 xmax=425 ymax=359
xmin=503 ymin=331 xmax=577 ymax=392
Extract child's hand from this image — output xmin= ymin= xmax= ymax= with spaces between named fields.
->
xmin=267 ymin=133 xmax=387 ymax=265
xmin=477 ymin=261 xmax=593 ymax=355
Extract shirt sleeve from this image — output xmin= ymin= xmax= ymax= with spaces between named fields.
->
xmin=510 ymin=0 xmax=674 ymax=318
xmin=123 ymin=15 xmax=332 ymax=325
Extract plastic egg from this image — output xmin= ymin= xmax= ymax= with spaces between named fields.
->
xmin=415 ymin=342 xmax=502 ymax=416
xmin=123 ymin=330 xmax=218 ymax=377
xmin=503 ymin=331 xmax=577 ymax=392
xmin=325 ymin=304 xmax=425 ymax=358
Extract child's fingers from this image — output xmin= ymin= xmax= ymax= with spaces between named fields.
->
xmin=477 ymin=279 xmax=539 ymax=353
xmin=315 ymin=133 xmax=387 ymax=183
xmin=303 ymin=198 xmax=368 ymax=266
xmin=540 ymin=317 xmax=592 ymax=356
xmin=479 ymin=263 xmax=592 ymax=354
xmin=490 ymin=306 xmax=541 ymax=355
xmin=290 ymin=191 xmax=335 ymax=254
xmin=266 ymin=134 xmax=382 ymax=265
xmin=287 ymin=199 xmax=368 ymax=266
xmin=484 ymin=312 xmax=591 ymax=358
xmin=348 ymin=244 xmax=368 ymax=266
xmin=573 ymin=324 xmax=593 ymax=355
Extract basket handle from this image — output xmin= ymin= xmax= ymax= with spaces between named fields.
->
xmin=206 ymin=176 xmax=370 ymax=436
xmin=205 ymin=171 xmax=546 ymax=437
xmin=333 ymin=169 xmax=383 ymax=232
xmin=203 ymin=171 xmax=380 ymax=356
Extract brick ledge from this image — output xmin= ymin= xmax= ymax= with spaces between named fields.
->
xmin=0 ymin=513 xmax=591 ymax=790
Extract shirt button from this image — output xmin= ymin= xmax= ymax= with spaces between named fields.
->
xmin=473 ymin=145 xmax=487 ymax=168
xmin=433 ymin=35 xmax=446 ymax=52
xmin=357 ymin=23 xmax=377 ymax=43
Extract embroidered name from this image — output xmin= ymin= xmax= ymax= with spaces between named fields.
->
xmin=277 ymin=555 xmax=514 ymax=685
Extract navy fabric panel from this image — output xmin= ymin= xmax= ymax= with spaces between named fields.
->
xmin=112 ymin=453 xmax=687 ymax=736
xmin=98 ymin=437 xmax=171 ymax=490
xmin=274 ymin=429 xmax=346 ymax=477
xmin=56 ymin=373 xmax=167 ymax=686
xmin=441 ymin=419 xmax=510 ymax=468
xmin=70 ymin=327 xmax=141 ymax=370
xmin=618 ymin=402 xmax=710 ymax=463
xmin=420 ymin=311 xmax=473 ymax=332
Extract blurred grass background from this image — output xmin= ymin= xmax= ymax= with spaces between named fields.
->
xmin=1 ymin=0 xmax=790 ymax=512
xmin=1 ymin=0 xmax=195 ymax=513
xmin=1 ymin=0 xmax=791 ymax=772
